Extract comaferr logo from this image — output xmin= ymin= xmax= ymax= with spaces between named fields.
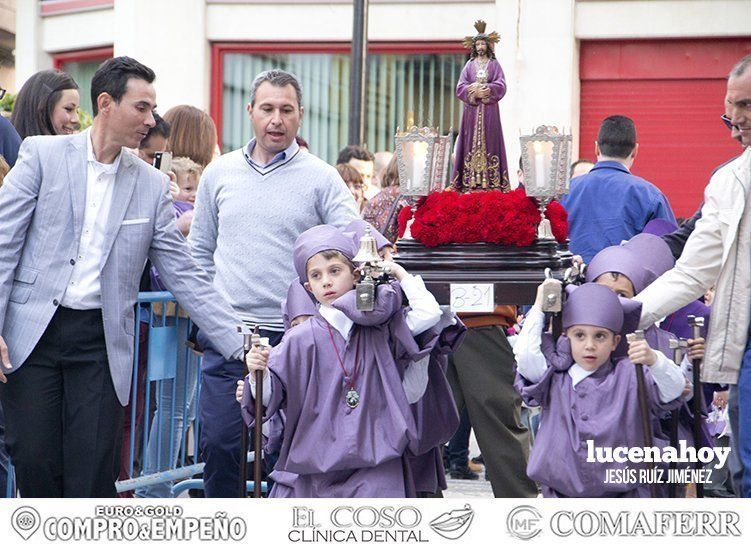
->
xmin=505 ymin=507 xmax=743 ymax=539
xmin=506 ymin=505 xmax=543 ymax=541
xmin=550 ymin=511 xmax=741 ymax=537
xmin=428 ymin=504 xmax=475 ymax=540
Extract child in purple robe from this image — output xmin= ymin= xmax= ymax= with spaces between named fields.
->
xmin=241 ymin=224 xmax=442 ymax=498
xmin=514 ymin=283 xmax=685 ymax=497
xmin=584 ymin=233 xmax=702 ymax=359
xmin=345 ymin=218 xmax=465 ymax=496
xmin=235 ymin=278 xmax=318 ymax=459
xmin=584 ymin=236 xmax=711 ymax=460
xmin=239 ymin=223 xmax=387 ymax=456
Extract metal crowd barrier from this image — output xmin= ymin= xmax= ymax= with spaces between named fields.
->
xmin=2 ymin=291 xmax=268 ymax=498
xmin=116 ymin=291 xmax=204 ymax=497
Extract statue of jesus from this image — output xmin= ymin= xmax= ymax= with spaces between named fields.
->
xmin=451 ymin=20 xmax=510 ymax=192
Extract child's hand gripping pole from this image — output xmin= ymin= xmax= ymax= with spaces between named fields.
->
xmin=687 ymin=315 xmax=706 ymax=498
xmin=237 ymin=326 xmax=253 ymax=498
xmin=626 ymin=330 xmax=657 ymax=498
xmin=668 ymin=337 xmax=689 ymax=498
xmin=237 ymin=325 xmax=265 ymax=498
xmin=250 ymin=326 xmax=266 ymax=498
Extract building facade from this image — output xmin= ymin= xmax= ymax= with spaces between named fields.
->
xmin=16 ymin=0 xmax=751 ymax=216
xmin=0 ymin=0 xmax=14 ymax=93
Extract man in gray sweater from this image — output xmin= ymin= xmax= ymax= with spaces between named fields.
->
xmin=189 ymin=70 xmax=357 ymax=497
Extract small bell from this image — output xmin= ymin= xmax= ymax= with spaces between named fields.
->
xmin=353 ymin=227 xmax=381 ymax=264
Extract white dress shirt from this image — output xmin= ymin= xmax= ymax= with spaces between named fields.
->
xmin=61 ymin=129 xmax=123 ymax=309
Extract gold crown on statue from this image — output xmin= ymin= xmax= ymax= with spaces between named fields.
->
xmin=462 ymin=20 xmax=500 ymax=49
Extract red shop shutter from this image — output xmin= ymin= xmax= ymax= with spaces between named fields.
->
xmin=580 ymin=38 xmax=751 ymax=219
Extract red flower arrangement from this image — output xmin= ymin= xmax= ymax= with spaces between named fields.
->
xmin=397 ymin=189 xmax=568 ymax=247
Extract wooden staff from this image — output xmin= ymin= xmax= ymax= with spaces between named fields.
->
xmin=688 ymin=315 xmax=705 ymax=498
xmin=237 ymin=326 xmax=252 ymax=498
xmin=668 ymin=337 xmax=688 ymax=498
xmin=251 ymin=328 xmax=265 ymax=498
xmin=626 ymin=329 xmax=657 ymax=498
xmin=238 ymin=325 xmax=263 ymax=498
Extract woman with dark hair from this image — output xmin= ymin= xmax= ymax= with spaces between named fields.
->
xmin=163 ymin=105 xmax=217 ymax=167
xmin=11 ymin=70 xmax=80 ymax=138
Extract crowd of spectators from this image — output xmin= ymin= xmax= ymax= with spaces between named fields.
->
xmin=0 ymin=51 xmax=749 ymax=499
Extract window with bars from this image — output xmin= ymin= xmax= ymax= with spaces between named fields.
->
xmin=220 ymin=49 xmax=466 ymax=164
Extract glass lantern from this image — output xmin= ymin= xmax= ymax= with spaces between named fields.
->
xmin=395 ymin=126 xmax=452 ymax=197
xmin=520 ymin=126 xmax=572 ymax=240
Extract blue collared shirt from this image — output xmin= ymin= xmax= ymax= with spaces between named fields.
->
xmin=243 ymin=138 xmax=299 ymax=173
xmin=560 ymin=160 xmax=676 ymax=263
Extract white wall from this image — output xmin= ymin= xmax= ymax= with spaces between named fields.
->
xmin=495 ymin=0 xmax=579 ymax=182
xmin=206 ymin=2 xmax=495 ymax=41
xmin=15 ymin=0 xmax=48 ymax=86
xmin=41 ymin=8 xmax=113 ymax=53
xmin=576 ymin=0 xmax=751 ymax=39
xmin=113 ymin=0 xmax=209 ymax=113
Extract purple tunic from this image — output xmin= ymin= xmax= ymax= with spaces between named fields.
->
xmin=515 ymin=352 xmax=682 ymax=498
xmin=242 ymin=282 xmax=439 ymax=498
xmin=407 ymin=315 xmax=466 ymax=494
xmin=451 ymin=58 xmax=509 ymax=191
xmin=660 ymin=300 xmax=710 ymax=342
xmin=268 ymin=280 xmax=320 ymax=456
xmin=281 ymin=279 xmax=317 ymax=330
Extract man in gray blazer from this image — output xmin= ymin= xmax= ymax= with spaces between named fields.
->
xmin=0 ymin=57 xmax=244 ymax=497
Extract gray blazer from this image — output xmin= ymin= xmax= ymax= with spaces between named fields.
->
xmin=0 ymin=132 xmax=243 ymax=405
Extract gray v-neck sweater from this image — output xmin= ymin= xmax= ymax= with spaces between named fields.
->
xmin=189 ymin=147 xmax=358 ymax=330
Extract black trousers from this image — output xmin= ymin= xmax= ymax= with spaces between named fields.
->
xmin=447 ymin=325 xmax=538 ymax=498
xmin=0 ymin=307 xmax=123 ymax=497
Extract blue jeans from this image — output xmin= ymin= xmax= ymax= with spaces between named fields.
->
xmin=198 ymin=328 xmax=283 ymax=498
xmin=136 ymin=318 xmax=199 ymax=498
xmin=732 ymin=338 xmax=751 ymax=497
xmin=727 ymin=384 xmax=743 ymax=495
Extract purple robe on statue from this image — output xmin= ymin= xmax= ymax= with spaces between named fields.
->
xmin=241 ymin=282 xmax=440 ymax=498
xmin=451 ymin=57 xmax=509 ymax=191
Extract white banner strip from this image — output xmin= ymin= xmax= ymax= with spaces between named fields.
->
xmin=0 ymin=498 xmax=746 ymax=543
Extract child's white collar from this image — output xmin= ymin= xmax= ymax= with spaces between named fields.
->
xmin=568 ymin=364 xmax=596 ymax=389
xmin=319 ymin=304 xmax=354 ymax=341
